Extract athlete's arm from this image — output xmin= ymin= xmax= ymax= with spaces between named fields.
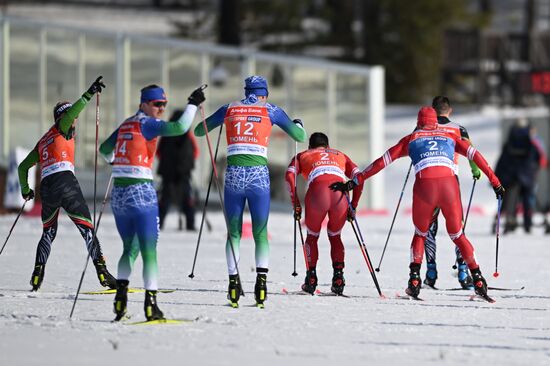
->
xmin=455 ymin=138 xmax=501 ymax=187
xmin=355 ymin=135 xmax=410 ymax=184
xmin=459 ymin=125 xmax=482 ymax=179
xmin=193 ymin=104 xmax=228 ymax=136
xmin=17 ymin=147 xmax=39 ymax=196
xmin=99 ymin=128 xmax=119 ymax=163
xmin=142 ymin=104 xmax=198 ymax=139
xmin=57 ymin=91 xmax=93 ymax=138
xmin=285 ymin=155 xmax=301 ymax=206
xmin=270 ymin=107 xmax=307 ymax=143
xmin=344 ymin=155 xmax=364 ymax=208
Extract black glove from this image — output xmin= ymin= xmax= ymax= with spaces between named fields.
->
xmin=22 ymin=189 xmax=35 ymax=201
xmin=493 ymin=185 xmax=505 ymax=199
xmin=294 ymin=203 xmax=302 ymax=221
xmin=87 ymin=76 xmax=105 ymax=95
xmin=329 ymin=180 xmax=357 ymax=192
xmin=293 ymin=119 xmax=303 ymax=127
xmin=188 ymin=87 xmax=206 ymax=106
xmin=347 ymin=206 xmax=356 ymax=222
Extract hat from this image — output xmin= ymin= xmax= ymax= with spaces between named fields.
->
xmin=140 ymin=86 xmax=167 ymax=104
xmin=244 ymin=75 xmax=268 ymax=97
xmin=53 ymin=101 xmax=73 ymax=122
xmin=417 ymin=106 xmax=438 ymax=130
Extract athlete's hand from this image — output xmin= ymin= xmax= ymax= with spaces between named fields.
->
xmin=472 ymin=168 xmax=481 ymax=180
xmin=493 ymin=185 xmax=505 ymax=199
xmin=293 ymin=203 xmax=302 ymax=221
xmin=329 ymin=180 xmax=356 ymax=192
xmin=188 ymin=87 xmax=206 ymax=106
xmin=87 ymin=76 xmax=105 ymax=95
xmin=347 ymin=206 xmax=356 ymax=222
xmin=22 ymin=189 xmax=35 ymax=201
xmin=293 ymin=119 xmax=303 ymax=127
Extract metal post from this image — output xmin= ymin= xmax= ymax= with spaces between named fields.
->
xmin=326 ymin=71 xmax=337 ymax=147
xmin=160 ymin=48 xmax=169 ymax=97
xmin=0 ymin=19 xmax=9 ymax=160
xmin=115 ymin=34 xmax=130 ymax=125
xmin=367 ymin=66 xmax=385 ymax=210
xmin=241 ymin=52 xmax=255 ymax=80
xmin=39 ymin=28 xmax=47 ymax=133
xmin=76 ymin=33 xmax=86 ymax=167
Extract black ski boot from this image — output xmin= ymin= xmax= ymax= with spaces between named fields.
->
xmin=144 ymin=290 xmax=165 ymax=321
xmin=301 ymin=268 xmax=318 ymax=294
xmin=423 ymin=262 xmax=438 ymax=288
xmin=471 ymin=269 xmax=489 ymax=298
xmin=254 ymin=273 xmax=267 ymax=308
xmin=113 ymin=279 xmax=129 ymax=322
xmin=331 ymin=268 xmax=346 ymax=295
xmin=406 ymin=265 xmax=421 ymax=298
xmin=30 ymin=264 xmax=45 ymax=291
xmin=227 ymin=274 xmax=242 ymax=308
xmin=94 ymin=257 xmax=117 ymax=289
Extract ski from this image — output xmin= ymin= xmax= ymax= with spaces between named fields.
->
xmin=126 ymin=319 xmax=191 ymax=326
xmin=443 ymin=286 xmax=524 ymax=292
xmin=316 ymin=291 xmax=350 ymax=298
xmin=281 ymin=287 xmax=319 ymax=296
xmin=395 ymin=292 xmax=424 ymax=301
xmin=83 ymin=288 xmax=175 ymax=295
xmin=422 ymin=284 xmax=439 ymax=290
xmin=469 ymin=294 xmax=496 ymax=303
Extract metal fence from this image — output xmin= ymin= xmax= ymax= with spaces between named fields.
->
xmin=0 ymin=16 xmax=386 ymax=209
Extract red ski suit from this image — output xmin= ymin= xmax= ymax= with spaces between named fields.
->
xmin=355 ymin=128 xmax=501 ymax=270
xmin=286 ymin=147 xmax=363 ymax=269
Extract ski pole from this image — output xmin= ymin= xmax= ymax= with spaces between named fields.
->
xmin=70 ymin=92 xmax=103 ymax=318
xmin=462 ymin=178 xmax=477 ymax=232
xmin=343 ymin=193 xmax=384 ymax=297
xmin=198 ymin=102 xmax=244 ymax=295
xmin=375 ymin=162 xmax=412 ymax=272
xmin=0 ymin=199 xmax=29 ymax=257
xmin=292 ymin=141 xmax=298 ymax=277
xmin=296 ymin=216 xmax=309 ymax=272
xmin=189 ymin=123 xmax=223 ymax=278
xmin=493 ymin=196 xmax=502 ymax=278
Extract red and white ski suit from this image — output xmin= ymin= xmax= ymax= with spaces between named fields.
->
xmin=286 ymin=147 xmax=363 ymax=269
xmin=355 ymin=128 xmax=501 ymax=270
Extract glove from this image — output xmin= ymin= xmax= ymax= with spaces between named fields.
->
xmin=493 ymin=185 xmax=505 ymax=200
xmin=87 ymin=76 xmax=105 ymax=95
xmin=22 ymin=189 xmax=35 ymax=201
xmin=188 ymin=87 xmax=206 ymax=106
xmin=471 ymin=168 xmax=481 ymax=180
xmin=293 ymin=203 xmax=302 ymax=221
xmin=329 ymin=180 xmax=357 ymax=192
xmin=347 ymin=206 xmax=356 ymax=222
xmin=293 ymin=119 xmax=303 ymax=127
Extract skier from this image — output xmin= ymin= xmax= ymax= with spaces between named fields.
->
xmin=157 ymin=109 xmax=200 ymax=231
xmin=494 ymin=118 xmax=547 ymax=233
xmin=331 ymin=106 xmax=504 ymax=300
xmin=100 ymin=84 xmax=205 ymax=321
xmin=285 ymin=132 xmax=363 ymax=295
xmin=17 ymin=76 xmax=116 ymax=291
xmin=194 ymin=75 xmax=307 ymax=307
xmin=424 ymin=96 xmax=482 ymax=289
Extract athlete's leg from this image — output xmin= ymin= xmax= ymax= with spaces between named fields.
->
xmin=424 ymin=208 xmax=440 ymax=264
xmin=326 ymin=190 xmax=347 ymax=269
xmin=410 ymin=179 xmax=439 ymax=266
xmin=224 ymin=165 xmax=247 ymax=276
xmin=245 ymin=165 xmax=271 ymax=272
xmin=304 ymin=181 xmax=331 ymax=269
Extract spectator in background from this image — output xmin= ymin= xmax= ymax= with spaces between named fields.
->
xmin=495 ymin=118 xmax=548 ymax=233
xmin=157 ymin=109 xmax=200 ymax=231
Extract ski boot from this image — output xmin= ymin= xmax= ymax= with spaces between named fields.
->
xmin=254 ymin=273 xmax=267 ymax=308
xmin=470 ymin=269 xmax=493 ymax=302
xmin=457 ymin=263 xmax=473 ymax=289
xmin=423 ymin=262 xmax=438 ymax=288
xmin=113 ymin=279 xmax=129 ymax=322
xmin=227 ymin=274 xmax=242 ymax=308
xmin=405 ymin=267 xmax=422 ymax=298
xmin=331 ymin=268 xmax=346 ymax=295
xmin=144 ymin=290 xmax=165 ymax=321
xmin=94 ymin=257 xmax=117 ymax=289
xmin=301 ymin=268 xmax=317 ymax=294
xmin=30 ymin=264 xmax=45 ymax=291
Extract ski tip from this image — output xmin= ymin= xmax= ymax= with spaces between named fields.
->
xmin=229 ymin=302 xmax=239 ymax=309
xmin=256 ymin=303 xmax=265 ymax=309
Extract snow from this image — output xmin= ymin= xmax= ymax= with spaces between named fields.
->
xmin=1 ymin=109 xmax=550 ymax=365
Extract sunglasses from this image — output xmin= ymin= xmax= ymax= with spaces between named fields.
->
xmin=151 ymin=101 xmax=167 ymax=108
